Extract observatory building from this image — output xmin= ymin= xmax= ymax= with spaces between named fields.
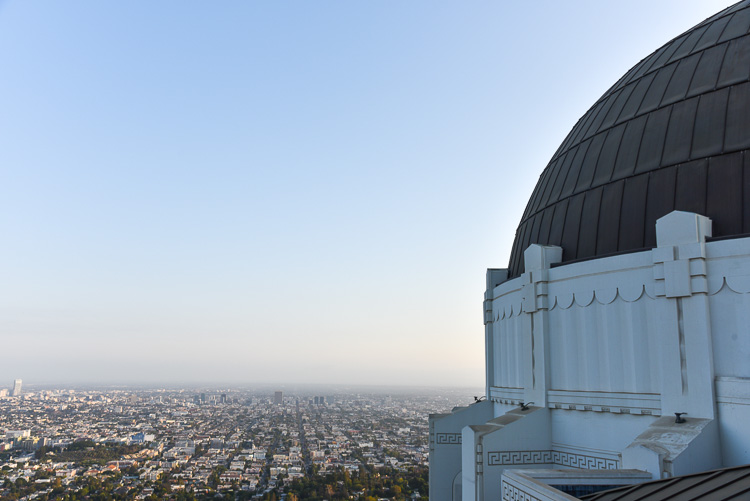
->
xmin=430 ymin=1 xmax=750 ymax=500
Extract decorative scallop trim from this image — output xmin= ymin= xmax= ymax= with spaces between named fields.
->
xmin=491 ymin=273 xmax=750 ymax=318
xmin=707 ymin=276 xmax=750 ymax=295
xmin=726 ymin=275 xmax=750 ymax=294
xmin=493 ymin=283 xmax=658 ymax=319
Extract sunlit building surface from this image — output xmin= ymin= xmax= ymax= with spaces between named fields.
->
xmin=11 ymin=379 xmax=22 ymax=397
xmin=430 ymin=1 xmax=750 ymax=499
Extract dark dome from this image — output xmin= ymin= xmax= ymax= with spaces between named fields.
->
xmin=508 ymin=0 xmax=750 ymax=278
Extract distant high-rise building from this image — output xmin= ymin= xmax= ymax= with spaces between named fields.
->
xmin=200 ymin=393 xmax=206 ymax=404
xmin=11 ymin=379 xmax=22 ymax=397
xmin=220 ymin=393 xmax=227 ymax=404
xmin=274 ymin=391 xmax=283 ymax=404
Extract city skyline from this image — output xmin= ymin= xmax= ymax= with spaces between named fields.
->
xmin=0 ymin=0 xmax=734 ymax=387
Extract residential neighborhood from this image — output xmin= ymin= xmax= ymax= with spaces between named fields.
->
xmin=0 ymin=384 xmax=472 ymax=500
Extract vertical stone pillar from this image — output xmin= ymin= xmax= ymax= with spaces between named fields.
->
xmin=485 ymin=269 xmax=508 ymax=399
xmin=521 ymin=245 xmax=562 ymax=408
xmin=653 ymin=211 xmax=716 ymax=419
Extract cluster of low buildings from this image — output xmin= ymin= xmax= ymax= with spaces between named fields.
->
xmin=0 ymin=385 xmax=470 ymax=499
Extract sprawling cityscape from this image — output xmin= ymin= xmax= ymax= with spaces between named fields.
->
xmin=0 ymin=380 xmax=475 ymax=500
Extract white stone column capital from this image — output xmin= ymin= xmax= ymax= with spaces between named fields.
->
xmin=653 ymin=211 xmax=712 ymax=298
xmin=523 ymin=244 xmax=563 ymax=273
xmin=655 ymin=211 xmax=712 ymax=248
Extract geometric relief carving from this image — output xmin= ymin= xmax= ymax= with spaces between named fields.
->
xmin=488 ymin=450 xmax=619 ymax=469
xmin=551 ymin=451 xmax=618 ymax=469
xmin=488 ymin=450 xmax=552 ymax=465
xmin=435 ymin=433 xmax=462 ymax=445
xmin=545 ymin=284 xmax=652 ymax=313
xmin=501 ymin=480 xmax=541 ymax=501
xmin=711 ymin=275 xmax=750 ymax=295
xmin=493 ymin=284 xmax=654 ymax=321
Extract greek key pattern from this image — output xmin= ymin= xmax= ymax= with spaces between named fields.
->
xmin=501 ymin=480 xmax=541 ymax=501
xmin=489 ymin=450 xmax=552 ymax=465
xmin=435 ymin=433 xmax=462 ymax=445
xmin=488 ymin=450 xmax=618 ymax=469
xmin=553 ymin=451 xmax=619 ymax=469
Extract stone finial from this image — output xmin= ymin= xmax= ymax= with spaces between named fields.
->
xmin=523 ymin=245 xmax=562 ymax=273
xmin=653 ymin=211 xmax=712 ymax=298
xmin=656 ymin=211 xmax=712 ymax=248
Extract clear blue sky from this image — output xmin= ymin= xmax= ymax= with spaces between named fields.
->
xmin=0 ymin=0 xmax=733 ymax=387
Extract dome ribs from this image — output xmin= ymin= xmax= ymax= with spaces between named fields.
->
xmin=559 ymin=141 xmax=589 ymax=199
xmin=548 ymin=148 xmax=576 ymax=204
xmin=725 ymin=82 xmax=750 ymax=151
xmin=591 ymin=123 xmax=626 ymax=188
xmin=548 ymin=199 xmax=568 ymax=248
xmin=573 ymin=133 xmax=605 ymax=194
xmin=600 ymin=84 xmax=637 ymax=131
xmin=687 ymin=44 xmax=727 ymax=97
xmin=576 ymin=187 xmax=603 ymax=260
xmin=544 ymin=8 xmax=750 ymax=170
xmin=718 ymin=36 xmax=750 ymax=86
xmin=596 ymin=180 xmax=625 ymax=255
xmin=674 ymin=159 xmax=708 ymax=216
xmin=561 ymin=194 xmax=585 ymax=261
xmin=638 ymin=62 xmax=677 ymax=115
xmin=661 ymin=52 xmax=702 ymax=106
xmin=661 ymin=97 xmax=699 ymax=166
xmin=507 ymin=4 xmax=750 ymax=277
xmin=611 ymin=114 xmax=647 ymax=181
xmin=692 ymin=14 xmax=732 ymax=53
xmin=618 ymin=175 xmax=648 ymax=251
xmin=647 ymin=35 xmax=688 ymax=76
xmin=692 ymin=88 xmax=729 ymax=158
xmin=718 ymin=8 xmax=750 ymax=43
xmin=617 ymin=72 xmax=656 ymax=122
xmin=634 ymin=106 xmax=671 ymax=174
xmin=666 ymin=25 xmax=709 ymax=64
xmin=707 ymin=153 xmax=743 ymax=235
xmin=643 ymin=167 xmax=677 ymax=249
xmin=537 ymin=206 xmax=556 ymax=249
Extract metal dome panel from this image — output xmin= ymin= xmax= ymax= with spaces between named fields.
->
xmin=508 ymin=0 xmax=750 ymax=277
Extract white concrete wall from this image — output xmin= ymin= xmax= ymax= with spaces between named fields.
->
xmin=486 ymin=212 xmax=750 ymax=472
xmin=545 ymin=294 xmax=660 ymax=394
xmin=716 ymin=378 xmax=750 ymax=466
xmin=492 ymin=313 xmax=524 ymax=390
xmin=462 ymin=407 xmax=552 ymax=501
xmin=429 ymin=401 xmax=493 ymax=501
xmin=550 ymin=411 xmax=656 ymax=467
xmin=704 ymin=238 xmax=750 ymax=466
xmin=432 ymin=212 xmax=750 ymax=500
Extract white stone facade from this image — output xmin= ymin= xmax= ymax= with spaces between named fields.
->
xmin=429 ymin=211 xmax=750 ymax=500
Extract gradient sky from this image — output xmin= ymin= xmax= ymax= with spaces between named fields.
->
xmin=0 ymin=0 xmax=734 ymax=388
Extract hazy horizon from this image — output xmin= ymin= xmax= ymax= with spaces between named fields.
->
xmin=11 ymin=380 xmax=484 ymax=396
xmin=0 ymin=0 xmax=735 ymax=388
